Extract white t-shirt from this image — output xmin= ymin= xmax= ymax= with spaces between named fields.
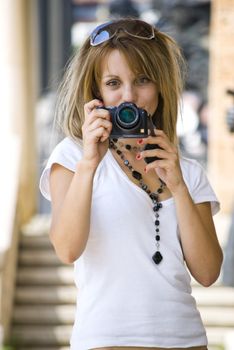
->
xmin=40 ymin=137 xmax=220 ymax=350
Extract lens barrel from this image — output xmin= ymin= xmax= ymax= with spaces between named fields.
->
xmin=116 ymin=103 xmax=139 ymax=129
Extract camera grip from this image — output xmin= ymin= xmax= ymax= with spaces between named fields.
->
xmin=144 ymin=143 xmax=161 ymax=164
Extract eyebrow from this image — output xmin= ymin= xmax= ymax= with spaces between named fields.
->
xmin=102 ymin=75 xmax=119 ymax=79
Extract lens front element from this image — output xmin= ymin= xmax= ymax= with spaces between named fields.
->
xmin=117 ymin=104 xmax=139 ymax=129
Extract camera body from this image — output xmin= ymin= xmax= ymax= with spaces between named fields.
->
xmin=98 ymin=102 xmax=149 ymax=138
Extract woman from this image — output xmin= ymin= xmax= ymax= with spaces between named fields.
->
xmin=40 ymin=18 xmax=223 ymax=350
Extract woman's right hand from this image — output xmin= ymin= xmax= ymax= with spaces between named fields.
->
xmin=82 ymin=99 xmax=112 ymax=170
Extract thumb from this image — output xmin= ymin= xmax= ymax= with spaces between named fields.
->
xmin=155 ymin=167 xmax=166 ymax=183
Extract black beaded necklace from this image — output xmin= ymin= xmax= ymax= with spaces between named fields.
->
xmin=109 ymin=139 xmax=166 ymax=265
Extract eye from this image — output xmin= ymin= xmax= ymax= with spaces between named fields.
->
xmin=136 ymin=76 xmax=151 ymax=85
xmin=106 ymin=79 xmax=120 ymax=87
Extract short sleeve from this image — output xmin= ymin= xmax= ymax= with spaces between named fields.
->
xmin=180 ymin=157 xmax=220 ymax=215
xmin=39 ymin=137 xmax=83 ymax=201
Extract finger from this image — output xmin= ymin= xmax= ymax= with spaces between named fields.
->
xmin=154 ymin=129 xmax=166 ymax=137
xmin=100 ymin=133 xmax=110 ymax=142
xmin=88 ymin=118 xmax=112 ymax=133
xmin=85 ymin=120 xmax=112 ymax=141
xmin=140 ymin=148 xmax=172 ymax=160
xmin=91 ymin=126 xmax=107 ymax=141
xmin=145 ymin=155 xmax=181 ymax=173
xmin=148 ymin=128 xmax=166 ymax=138
xmin=84 ymin=99 xmax=103 ymax=115
xmin=86 ymin=108 xmax=111 ymax=124
xmin=142 ymin=136 xmax=176 ymax=153
xmin=144 ymin=159 xmax=169 ymax=173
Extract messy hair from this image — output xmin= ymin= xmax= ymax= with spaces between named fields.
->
xmin=55 ymin=18 xmax=186 ymax=143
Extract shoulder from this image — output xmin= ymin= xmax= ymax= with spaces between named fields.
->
xmin=180 ymin=156 xmax=204 ymax=182
xmin=46 ymin=136 xmax=84 ymax=172
xmin=52 ymin=137 xmax=83 ymax=163
xmin=179 ymin=156 xmax=220 ymax=214
xmin=39 ymin=137 xmax=83 ymax=201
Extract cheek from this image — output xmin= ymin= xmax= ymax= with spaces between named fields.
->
xmin=101 ymin=89 xmax=121 ymax=105
xmin=147 ymin=92 xmax=159 ymax=114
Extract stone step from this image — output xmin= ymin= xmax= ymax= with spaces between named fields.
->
xmin=12 ymin=345 xmax=225 ymax=350
xmin=20 ymin=234 xmax=52 ymax=249
xmin=16 ymin=266 xmax=74 ymax=286
xmin=15 ymin=286 xmax=77 ymax=304
xmin=192 ymin=285 xmax=234 ymax=306
xmin=14 ymin=347 xmax=222 ymax=350
xmin=199 ymin=306 xmax=234 ymax=327
xmin=15 ymin=284 xmax=233 ymax=306
xmin=10 ymin=324 xmax=231 ymax=348
xmin=13 ymin=303 xmax=234 ymax=328
xmin=17 ymin=348 xmax=70 ymax=350
xmin=206 ymin=327 xmax=234 ymax=347
xmin=18 ymin=249 xmax=62 ymax=267
xmin=20 ymin=214 xmax=51 ymax=237
xmin=11 ymin=325 xmax=72 ymax=347
xmin=13 ymin=305 xmax=76 ymax=325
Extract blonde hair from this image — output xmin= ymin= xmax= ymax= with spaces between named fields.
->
xmin=55 ymin=18 xmax=186 ymax=143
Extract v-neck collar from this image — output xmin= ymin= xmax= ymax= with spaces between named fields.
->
xmin=106 ymin=149 xmax=174 ymax=206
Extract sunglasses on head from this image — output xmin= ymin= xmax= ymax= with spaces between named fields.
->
xmin=90 ymin=19 xmax=155 ymax=46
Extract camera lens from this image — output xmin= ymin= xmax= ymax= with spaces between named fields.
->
xmin=117 ymin=106 xmax=139 ymax=129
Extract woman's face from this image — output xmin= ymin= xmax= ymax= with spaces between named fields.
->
xmin=98 ymin=49 xmax=159 ymax=116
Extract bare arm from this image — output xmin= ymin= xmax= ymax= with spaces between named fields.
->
xmin=49 ymin=99 xmax=112 ymax=264
xmin=139 ymin=130 xmax=223 ymax=286
xmin=173 ymin=185 xmax=223 ymax=286
xmin=49 ymin=161 xmax=96 ymax=264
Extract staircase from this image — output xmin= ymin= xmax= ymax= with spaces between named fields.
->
xmin=8 ymin=215 xmax=234 ymax=350
xmin=192 ymin=283 xmax=234 ymax=350
xmin=9 ymin=216 xmax=75 ymax=350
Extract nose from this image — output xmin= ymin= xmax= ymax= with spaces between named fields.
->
xmin=122 ymin=84 xmax=137 ymax=104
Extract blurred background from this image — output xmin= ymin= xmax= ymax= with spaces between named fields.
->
xmin=0 ymin=0 xmax=234 ymax=349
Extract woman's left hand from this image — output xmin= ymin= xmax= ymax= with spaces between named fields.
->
xmin=138 ymin=129 xmax=186 ymax=195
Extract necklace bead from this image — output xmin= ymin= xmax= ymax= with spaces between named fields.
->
xmin=125 ymin=144 xmax=132 ymax=150
xmin=132 ymin=170 xmax=142 ymax=181
xmin=110 ymin=140 xmax=165 ymax=265
xmin=152 ymin=251 xmax=163 ymax=264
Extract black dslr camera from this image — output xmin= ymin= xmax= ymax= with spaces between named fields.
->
xmin=98 ymin=102 xmax=149 ymax=138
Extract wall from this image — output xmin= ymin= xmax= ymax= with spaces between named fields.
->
xmin=208 ymin=0 xmax=234 ymax=213
xmin=0 ymin=0 xmax=38 ymax=342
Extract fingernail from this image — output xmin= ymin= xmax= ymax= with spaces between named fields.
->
xmin=136 ymin=153 xmax=142 ymax=160
xmin=137 ymin=139 xmax=143 ymax=145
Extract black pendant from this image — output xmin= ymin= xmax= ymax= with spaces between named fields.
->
xmin=152 ymin=251 xmax=163 ymax=265
xmin=132 ymin=170 xmax=142 ymax=181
